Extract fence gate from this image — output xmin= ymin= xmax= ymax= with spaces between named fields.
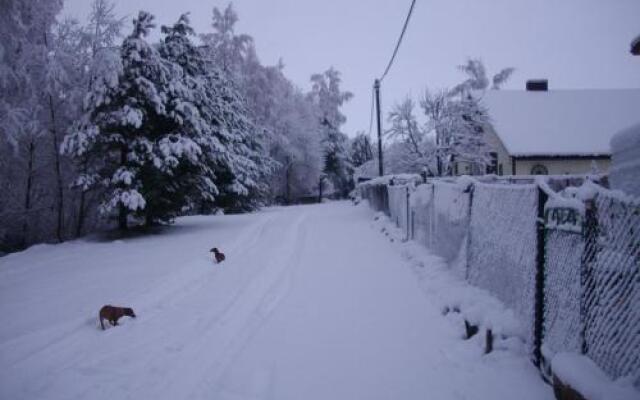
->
xmin=541 ymin=200 xmax=586 ymax=379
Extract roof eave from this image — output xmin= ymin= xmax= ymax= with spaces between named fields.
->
xmin=511 ymin=153 xmax=611 ymax=160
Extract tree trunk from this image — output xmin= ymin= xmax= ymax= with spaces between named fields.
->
xmin=48 ymin=95 xmax=65 ymax=242
xmin=21 ymin=139 xmax=36 ymax=247
xmin=285 ymin=162 xmax=291 ymax=205
xmin=118 ymin=146 xmax=128 ymax=231
xmin=76 ymin=189 xmax=86 ymax=237
xmin=75 ymin=159 xmax=88 ymax=237
xmin=43 ymin=32 xmax=64 ymax=242
xmin=145 ymin=213 xmax=154 ymax=228
xmin=118 ymin=204 xmax=128 ymax=231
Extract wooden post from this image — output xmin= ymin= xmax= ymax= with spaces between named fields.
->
xmin=374 ymin=79 xmax=384 ymax=177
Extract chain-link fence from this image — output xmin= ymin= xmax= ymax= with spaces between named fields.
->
xmin=543 ymin=187 xmax=640 ymax=386
xmin=388 ymin=185 xmax=410 ymax=235
xmin=468 ymin=182 xmax=539 ymax=354
xmin=359 ymin=175 xmax=640 ymax=388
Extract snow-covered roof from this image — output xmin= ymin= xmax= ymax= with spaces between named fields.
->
xmin=482 ymin=89 xmax=640 ymax=157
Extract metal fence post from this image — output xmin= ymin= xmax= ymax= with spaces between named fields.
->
xmin=534 ymin=187 xmax=548 ymax=368
xmin=465 ymin=183 xmax=475 ymax=282
xmin=580 ymin=198 xmax=598 ymax=356
xmin=406 ymin=186 xmax=411 ymax=241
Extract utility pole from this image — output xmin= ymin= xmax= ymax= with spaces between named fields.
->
xmin=374 ymin=79 xmax=384 ymax=176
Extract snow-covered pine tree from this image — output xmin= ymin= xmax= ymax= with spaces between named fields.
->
xmin=63 ymin=11 xmax=221 ymax=230
xmin=68 ymin=0 xmax=124 ymax=237
xmin=213 ymin=79 xmax=275 ymax=212
xmin=308 ymin=68 xmax=353 ymax=197
xmin=160 ymin=13 xmax=274 ymax=214
xmin=157 ymin=13 xmax=222 ymax=214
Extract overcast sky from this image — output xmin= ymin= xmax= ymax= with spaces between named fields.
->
xmin=63 ymin=0 xmax=640 ymax=137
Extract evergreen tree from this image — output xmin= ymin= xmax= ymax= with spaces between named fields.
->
xmin=308 ymin=68 xmax=353 ymax=197
xmin=63 ymin=11 xmax=212 ymax=229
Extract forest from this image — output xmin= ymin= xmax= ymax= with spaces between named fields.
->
xmin=0 ymin=0 xmax=364 ymax=253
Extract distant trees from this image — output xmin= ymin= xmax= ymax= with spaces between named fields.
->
xmin=386 ymin=58 xmax=513 ymax=176
xmin=350 ymin=132 xmax=373 ymax=168
xmin=1 ymin=0 xmax=67 ymax=249
xmin=0 ymin=1 xmax=354 ymax=252
xmin=308 ymin=68 xmax=354 ymax=197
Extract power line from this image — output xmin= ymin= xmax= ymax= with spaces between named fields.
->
xmin=379 ymin=0 xmax=417 ymax=82
xmin=373 ymin=0 xmax=418 ymax=177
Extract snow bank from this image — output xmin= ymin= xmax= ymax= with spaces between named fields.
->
xmin=552 ymin=353 xmax=639 ymax=400
xmin=369 ymin=209 xmax=526 ymax=348
xmin=610 ymin=122 xmax=640 ymax=198
xmin=358 ymin=173 xmax=422 ymax=188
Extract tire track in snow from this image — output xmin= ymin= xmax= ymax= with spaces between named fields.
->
xmin=152 ymin=209 xmax=309 ymax=400
xmin=130 ymin=212 xmax=278 ymax=319
xmin=0 ymin=212 xmax=281 ymax=399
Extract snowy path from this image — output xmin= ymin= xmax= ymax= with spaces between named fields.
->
xmin=0 ymin=202 xmax=552 ymax=400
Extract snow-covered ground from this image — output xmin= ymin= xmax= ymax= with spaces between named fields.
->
xmin=0 ymin=202 xmax=552 ymax=400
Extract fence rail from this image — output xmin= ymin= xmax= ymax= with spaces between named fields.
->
xmin=359 ymin=175 xmax=639 ymax=389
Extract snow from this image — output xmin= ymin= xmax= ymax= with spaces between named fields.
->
xmin=359 ymin=173 xmax=422 ymax=188
xmin=0 ymin=202 xmax=552 ymax=400
xmin=552 ymin=353 xmax=639 ymax=400
xmin=482 ymin=89 xmax=640 ymax=156
xmin=610 ymin=122 xmax=640 ymax=198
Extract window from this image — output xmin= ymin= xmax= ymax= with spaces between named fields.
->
xmin=530 ymin=164 xmax=549 ymax=175
xmin=486 ymin=152 xmax=498 ymax=174
xmin=498 ymin=164 xmax=503 ymax=176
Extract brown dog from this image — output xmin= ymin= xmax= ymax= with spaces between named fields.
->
xmin=99 ymin=305 xmax=136 ymax=330
xmin=210 ymin=247 xmax=225 ymax=263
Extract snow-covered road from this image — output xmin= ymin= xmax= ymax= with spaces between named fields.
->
xmin=0 ymin=202 xmax=552 ymax=399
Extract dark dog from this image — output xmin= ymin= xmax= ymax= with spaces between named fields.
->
xmin=210 ymin=247 xmax=225 ymax=263
xmin=99 ymin=305 xmax=136 ymax=330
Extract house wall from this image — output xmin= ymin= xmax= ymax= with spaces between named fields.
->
xmin=512 ymin=157 xmax=611 ymax=175
xmin=484 ymin=125 xmax=512 ymax=175
xmin=452 ymin=125 xmax=611 ymax=177
xmin=453 ymin=126 xmax=512 ymax=176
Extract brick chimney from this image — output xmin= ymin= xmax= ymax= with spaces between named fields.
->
xmin=526 ymin=79 xmax=548 ymax=91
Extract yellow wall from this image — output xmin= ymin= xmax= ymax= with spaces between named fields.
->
xmin=512 ymin=158 xmax=610 ymax=175
xmin=484 ymin=126 xmax=512 ymax=175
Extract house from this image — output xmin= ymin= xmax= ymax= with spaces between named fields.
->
xmin=461 ymin=82 xmax=640 ymax=176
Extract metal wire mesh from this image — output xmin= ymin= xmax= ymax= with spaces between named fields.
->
xmin=542 ymin=229 xmax=584 ymax=358
xmin=583 ymin=191 xmax=640 ymax=385
xmin=467 ymin=182 xmax=539 ymax=353
xmin=411 ymin=184 xmax=434 ymax=248
xmin=388 ymin=185 xmax=409 ymax=235
xmin=360 ymin=184 xmax=389 ymax=215
xmin=360 ymin=177 xmax=640 ymax=386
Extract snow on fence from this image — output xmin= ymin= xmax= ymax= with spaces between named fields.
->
xmin=388 ymin=184 xmax=410 ymax=235
xmin=467 ymin=182 xmax=539 ymax=355
xmin=583 ymin=190 xmax=639 ymax=384
xmin=359 ymin=175 xmax=640 ymax=389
